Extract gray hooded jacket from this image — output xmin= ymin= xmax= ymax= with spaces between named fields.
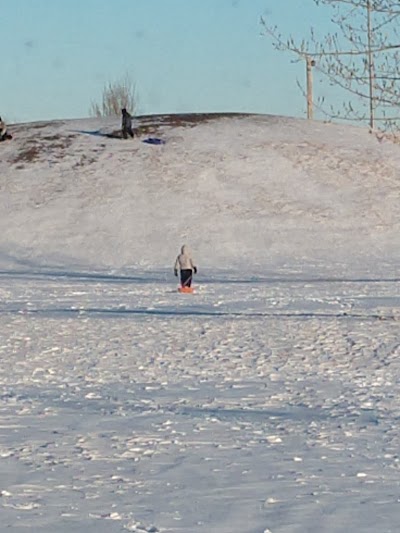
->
xmin=174 ymin=245 xmax=196 ymax=272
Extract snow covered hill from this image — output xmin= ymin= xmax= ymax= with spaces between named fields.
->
xmin=2 ymin=114 xmax=400 ymax=533
xmin=1 ymin=113 xmax=399 ymax=274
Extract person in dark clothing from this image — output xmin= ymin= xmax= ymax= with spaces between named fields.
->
xmin=121 ymin=108 xmax=134 ymax=139
xmin=0 ymin=117 xmax=12 ymax=141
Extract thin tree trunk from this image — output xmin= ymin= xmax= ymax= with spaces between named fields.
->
xmin=367 ymin=0 xmax=375 ymax=129
xmin=306 ymin=56 xmax=314 ymax=120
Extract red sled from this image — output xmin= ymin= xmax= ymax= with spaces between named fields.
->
xmin=178 ymin=286 xmax=194 ymax=293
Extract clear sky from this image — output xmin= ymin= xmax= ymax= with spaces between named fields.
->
xmin=2 ymin=0 xmax=333 ymax=123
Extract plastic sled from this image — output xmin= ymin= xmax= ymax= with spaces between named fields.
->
xmin=143 ymin=137 xmax=165 ymax=145
xmin=178 ymin=286 xmax=194 ymax=293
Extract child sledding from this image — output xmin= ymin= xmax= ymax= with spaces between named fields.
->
xmin=174 ymin=245 xmax=197 ymax=293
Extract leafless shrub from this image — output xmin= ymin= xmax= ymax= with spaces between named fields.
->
xmin=89 ymin=75 xmax=138 ymax=117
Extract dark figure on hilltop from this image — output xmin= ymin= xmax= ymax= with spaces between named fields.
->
xmin=121 ymin=108 xmax=134 ymax=139
xmin=0 ymin=117 xmax=12 ymax=141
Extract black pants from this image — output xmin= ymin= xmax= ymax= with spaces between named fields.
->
xmin=122 ymin=127 xmax=134 ymax=139
xmin=180 ymin=269 xmax=193 ymax=287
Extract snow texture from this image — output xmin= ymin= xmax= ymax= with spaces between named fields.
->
xmin=0 ymin=113 xmax=400 ymax=532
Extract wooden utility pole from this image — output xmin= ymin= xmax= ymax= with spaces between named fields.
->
xmin=306 ymin=55 xmax=315 ymax=119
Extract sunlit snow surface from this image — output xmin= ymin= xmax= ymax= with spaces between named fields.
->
xmin=1 ymin=115 xmax=400 ymax=532
xmin=1 ymin=268 xmax=400 ymax=532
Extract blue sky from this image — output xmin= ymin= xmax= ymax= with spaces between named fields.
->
xmin=2 ymin=0 xmax=333 ymax=123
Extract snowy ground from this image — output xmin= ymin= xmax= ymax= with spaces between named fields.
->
xmin=1 ymin=267 xmax=400 ymax=532
xmin=1 ymin=115 xmax=400 ymax=532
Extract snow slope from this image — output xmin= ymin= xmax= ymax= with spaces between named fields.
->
xmin=1 ymin=113 xmax=399 ymax=273
xmin=1 ymin=114 xmax=400 ymax=533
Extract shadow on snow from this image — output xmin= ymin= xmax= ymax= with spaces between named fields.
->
xmin=1 ymin=307 xmax=395 ymax=321
xmin=1 ymin=269 xmax=400 ymax=285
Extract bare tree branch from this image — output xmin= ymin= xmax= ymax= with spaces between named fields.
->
xmin=261 ymin=0 xmax=400 ymax=131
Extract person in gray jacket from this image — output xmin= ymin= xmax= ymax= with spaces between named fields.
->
xmin=174 ymin=245 xmax=197 ymax=288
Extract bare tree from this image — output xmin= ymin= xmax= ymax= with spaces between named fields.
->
xmin=89 ymin=74 xmax=138 ymax=117
xmin=261 ymin=0 xmax=400 ymax=131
